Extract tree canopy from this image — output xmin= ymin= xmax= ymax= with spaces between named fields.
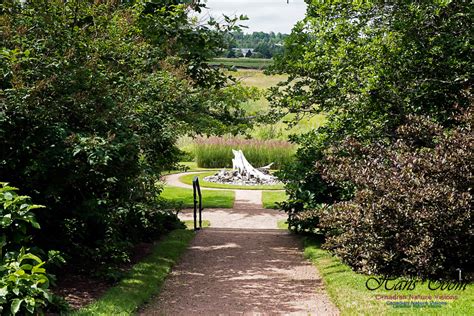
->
xmin=1 ymin=0 xmax=256 ymax=276
xmin=222 ymin=31 xmax=287 ymax=58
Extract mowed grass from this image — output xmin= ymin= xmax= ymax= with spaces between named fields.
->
xmin=277 ymin=219 xmax=289 ymax=230
xmin=74 ymin=229 xmax=194 ymax=315
xmin=179 ymin=171 xmax=285 ymax=190
xmin=233 ymin=69 xmax=287 ymax=89
xmin=162 ymin=161 xmax=220 ymax=175
xmin=262 ymin=190 xmax=288 ymax=209
xmin=304 ymin=237 xmax=474 ymax=315
xmin=160 ymin=185 xmax=235 ymax=208
xmin=183 ymin=220 xmax=211 ymax=230
xmin=209 ymin=58 xmax=274 ymax=69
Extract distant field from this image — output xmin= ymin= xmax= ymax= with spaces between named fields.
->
xmin=209 ymin=58 xmax=274 ymax=69
xmin=177 ymin=69 xmax=326 ymax=156
xmin=232 ymin=69 xmax=286 ymax=89
xmin=231 ymin=69 xmax=326 ymax=140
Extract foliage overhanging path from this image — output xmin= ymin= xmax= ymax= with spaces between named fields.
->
xmin=143 ymin=176 xmax=339 ymax=315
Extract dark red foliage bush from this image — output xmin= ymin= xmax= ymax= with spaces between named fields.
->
xmin=319 ymin=107 xmax=473 ymax=278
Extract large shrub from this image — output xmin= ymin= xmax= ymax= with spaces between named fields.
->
xmin=269 ymin=0 xmax=472 ymax=273
xmin=0 ymin=1 xmax=253 ymax=271
xmin=1 ymin=183 xmax=56 ymax=315
xmin=319 ymin=110 xmax=473 ymax=277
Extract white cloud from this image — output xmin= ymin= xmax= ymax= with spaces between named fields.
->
xmin=199 ymin=0 xmax=307 ymax=34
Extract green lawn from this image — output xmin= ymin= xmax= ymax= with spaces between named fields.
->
xmin=160 ymin=185 xmax=235 ymax=208
xmin=277 ymin=219 xmax=289 ymax=230
xmin=162 ymin=161 xmax=219 ymax=175
xmin=179 ymin=171 xmax=285 ymax=190
xmin=262 ymin=190 xmax=287 ymax=209
xmin=304 ymin=237 xmax=474 ymax=315
xmin=183 ymin=220 xmax=211 ymax=230
xmin=209 ymin=58 xmax=274 ymax=69
xmin=74 ymin=229 xmax=194 ymax=315
xmin=233 ymin=69 xmax=287 ymax=89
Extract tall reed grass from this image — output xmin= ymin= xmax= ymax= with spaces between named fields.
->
xmin=194 ymin=137 xmax=295 ymax=169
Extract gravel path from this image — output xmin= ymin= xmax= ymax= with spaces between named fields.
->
xmin=140 ymin=228 xmax=338 ymax=315
xmin=179 ymin=206 xmax=286 ymax=229
xmin=164 ymin=172 xmax=213 ymax=190
xmin=143 ymin=172 xmax=339 ymax=315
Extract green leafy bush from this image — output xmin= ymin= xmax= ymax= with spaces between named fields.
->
xmin=0 ymin=1 xmax=253 ymax=273
xmin=1 ymin=249 xmax=52 ymax=315
xmin=276 ymin=129 xmax=350 ymax=233
xmin=319 ymin=110 xmax=473 ymax=277
xmin=194 ymin=136 xmax=295 ymax=169
xmin=0 ymin=183 xmax=43 ymax=256
xmin=1 ymin=183 xmax=55 ymax=315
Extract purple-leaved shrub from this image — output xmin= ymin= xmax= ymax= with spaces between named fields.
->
xmin=319 ymin=107 xmax=473 ymax=278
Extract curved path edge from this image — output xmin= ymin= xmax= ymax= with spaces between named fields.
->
xmin=162 ymin=171 xmax=284 ymax=192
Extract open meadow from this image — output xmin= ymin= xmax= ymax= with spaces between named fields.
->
xmin=177 ymin=69 xmax=326 ymax=167
xmin=234 ymin=69 xmax=326 ymax=140
xmin=208 ymin=58 xmax=274 ymax=69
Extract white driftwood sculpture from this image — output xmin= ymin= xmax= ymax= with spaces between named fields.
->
xmin=231 ymin=149 xmax=272 ymax=181
xmin=204 ymin=150 xmax=280 ymax=186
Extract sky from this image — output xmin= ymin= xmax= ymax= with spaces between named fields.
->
xmin=198 ymin=0 xmax=307 ymax=34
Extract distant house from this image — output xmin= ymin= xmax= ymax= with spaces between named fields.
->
xmin=232 ymin=48 xmax=255 ymax=56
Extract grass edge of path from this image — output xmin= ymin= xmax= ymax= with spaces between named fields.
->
xmin=73 ymin=229 xmax=194 ymax=316
xmin=183 ymin=220 xmax=211 ymax=230
xmin=302 ymin=236 xmax=474 ymax=315
xmin=262 ymin=191 xmax=288 ymax=209
xmin=160 ymin=185 xmax=235 ymax=208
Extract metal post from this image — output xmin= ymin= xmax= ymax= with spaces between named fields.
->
xmin=193 ymin=178 xmax=197 ymax=231
xmin=193 ymin=176 xmax=203 ymax=231
xmin=197 ymin=178 xmax=202 ymax=229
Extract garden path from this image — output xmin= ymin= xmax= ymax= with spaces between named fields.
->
xmin=141 ymin=173 xmax=339 ymax=315
xmin=164 ymin=171 xmax=215 ymax=190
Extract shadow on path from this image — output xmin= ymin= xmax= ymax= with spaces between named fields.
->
xmin=143 ymin=173 xmax=339 ymax=315
xmin=140 ymin=229 xmax=338 ymax=315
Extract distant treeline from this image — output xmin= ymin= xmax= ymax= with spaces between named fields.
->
xmin=222 ymin=31 xmax=288 ymax=59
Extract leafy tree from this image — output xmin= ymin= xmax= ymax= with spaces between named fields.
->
xmin=272 ymin=1 xmax=471 ymax=131
xmin=227 ymin=48 xmax=236 ymax=58
xmin=0 ymin=0 xmax=255 ymax=272
xmin=225 ymin=31 xmax=286 ymax=58
xmin=254 ymin=42 xmax=273 ymax=59
xmin=234 ymin=49 xmax=244 ymax=58
xmin=245 ymin=49 xmax=252 ymax=58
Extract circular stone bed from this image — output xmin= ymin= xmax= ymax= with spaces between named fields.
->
xmin=178 ymin=171 xmax=285 ymax=190
xmin=204 ymin=169 xmax=280 ymax=186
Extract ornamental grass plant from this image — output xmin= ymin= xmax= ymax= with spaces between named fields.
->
xmin=194 ymin=137 xmax=295 ymax=169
